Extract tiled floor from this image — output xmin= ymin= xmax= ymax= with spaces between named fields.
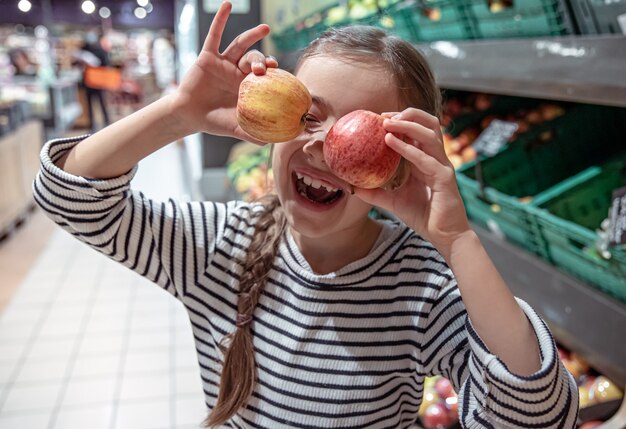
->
xmin=0 ymin=141 xmax=207 ymax=429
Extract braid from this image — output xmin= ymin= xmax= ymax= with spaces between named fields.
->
xmin=203 ymin=195 xmax=286 ymax=427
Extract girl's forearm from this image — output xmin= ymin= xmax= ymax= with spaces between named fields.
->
xmin=57 ymin=94 xmax=193 ymax=178
xmin=442 ymin=230 xmax=542 ymax=376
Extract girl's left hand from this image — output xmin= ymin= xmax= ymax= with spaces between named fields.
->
xmin=354 ymin=108 xmax=472 ymax=257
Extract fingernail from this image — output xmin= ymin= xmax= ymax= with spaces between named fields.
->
xmin=252 ymin=61 xmax=264 ymax=69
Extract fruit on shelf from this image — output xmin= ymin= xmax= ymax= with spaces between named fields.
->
xmin=237 ymin=68 xmax=312 ymax=143
xmin=434 ymin=377 xmax=455 ymax=400
xmin=422 ymin=7 xmax=442 ymax=22
xmin=323 ymin=110 xmax=401 ymax=189
xmin=422 ymin=403 xmax=454 ymax=429
xmin=588 ymin=376 xmax=623 ymax=403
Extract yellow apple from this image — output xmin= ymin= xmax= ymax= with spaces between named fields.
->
xmin=237 ymin=68 xmax=312 ymax=143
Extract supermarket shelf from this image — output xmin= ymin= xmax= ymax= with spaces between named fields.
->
xmin=474 ymin=223 xmax=626 ymax=387
xmin=418 ymin=35 xmax=626 ymax=108
xmin=277 ymin=35 xmax=626 ymax=108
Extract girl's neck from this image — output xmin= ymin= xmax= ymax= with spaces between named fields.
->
xmin=289 ymin=218 xmax=382 ymax=275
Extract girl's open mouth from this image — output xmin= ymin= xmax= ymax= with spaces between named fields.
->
xmin=292 ymin=171 xmax=344 ymax=206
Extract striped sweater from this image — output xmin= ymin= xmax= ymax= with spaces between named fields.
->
xmin=34 ymin=137 xmax=578 ymax=429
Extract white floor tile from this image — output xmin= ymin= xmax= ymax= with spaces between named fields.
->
xmin=61 ymin=376 xmax=116 ymax=407
xmin=83 ymin=314 xmax=130 ymax=335
xmin=0 ymin=305 xmax=46 ymax=326
xmin=175 ymin=347 xmax=201 ymax=371
xmin=127 ymin=330 xmax=171 ymax=351
xmin=114 ymin=398 xmax=171 ymax=429
xmin=119 ymin=372 xmax=170 ymax=400
xmin=52 ymin=403 xmax=113 ymax=429
xmin=0 ymin=409 xmax=52 ymax=428
xmin=123 ymin=349 xmax=170 ymax=375
xmin=175 ymin=394 xmax=207 ymax=427
xmin=174 ymin=368 xmax=204 ymax=396
xmin=76 ymin=333 xmax=125 ymax=357
xmin=36 ymin=318 xmax=84 ymax=339
xmin=1 ymin=382 xmax=62 ymax=413
xmin=71 ymin=354 xmax=121 ymax=379
xmin=0 ymin=360 xmax=18 ymax=385
xmin=26 ymin=337 xmax=77 ymax=362
xmin=0 ymin=342 xmax=28 ymax=365
xmin=13 ymin=358 xmax=70 ymax=384
xmin=0 ymin=321 xmax=39 ymax=343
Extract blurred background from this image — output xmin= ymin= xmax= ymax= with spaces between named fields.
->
xmin=0 ymin=1 xmax=625 ymax=428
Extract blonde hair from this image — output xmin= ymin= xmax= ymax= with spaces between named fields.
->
xmin=203 ymin=25 xmax=440 ymax=427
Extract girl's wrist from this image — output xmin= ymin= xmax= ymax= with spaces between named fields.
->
xmin=163 ymin=93 xmax=200 ymax=138
xmin=433 ymin=228 xmax=478 ymax=265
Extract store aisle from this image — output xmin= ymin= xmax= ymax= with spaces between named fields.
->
xmin=0 ymin=143 xmax=208 ymax=429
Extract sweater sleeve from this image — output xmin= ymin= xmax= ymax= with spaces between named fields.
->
xmin=421 ymin=282 xmax=579 ymax=428
xmin=33 ymin=136 xmax=237 ymax=299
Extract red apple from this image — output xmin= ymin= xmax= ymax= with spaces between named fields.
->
xmin=434 ymin=377 xmax=455 ymax=400
xmin=323 ymin=110 xmax=401 ymax=189
xmin=422 ymin=403 xmax=453 ymax=429
xmin=445 ymin=394 xmax=459 ymax=421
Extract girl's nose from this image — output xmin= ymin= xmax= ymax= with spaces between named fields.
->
xmin=303 ymin=131 xmax=326 ymax=164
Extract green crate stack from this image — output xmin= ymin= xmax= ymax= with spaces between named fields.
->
xmin=466 ymin=0 xmax=572 ymax=39
xmin=351 ymin=4 xmax=420 ymax=42
xmin=407 ymin=0 xmax=476 ymax=41
xmin=529 ymin=156 xmax=626 ymax=302
xmin=456 ymin=104 xmax=625 ymax=256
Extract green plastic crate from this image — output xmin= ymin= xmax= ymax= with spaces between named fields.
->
xmin=407 ymin=0 xmax=475 ymax=41
xmin=352 ymin=4 xmax=420 ymax=42
xmin=529 ymin=157 xmax=626 ymax=303
xmin=456 ymin=104 xmax=626 ymax=255
xmin=467 ymin=0 xmax=572 ymax=38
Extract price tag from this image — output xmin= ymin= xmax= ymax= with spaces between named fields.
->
xmin=609 ymin=186 xmax=626 ymax=245
xmin=472 ymin=119 xmax=518 ymax=157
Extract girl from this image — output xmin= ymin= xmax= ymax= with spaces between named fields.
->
xmin=34 ymin=2 xmax=578 ymax=428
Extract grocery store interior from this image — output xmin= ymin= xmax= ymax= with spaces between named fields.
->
xmin=1 ymin=0 xmax=625 ymax=428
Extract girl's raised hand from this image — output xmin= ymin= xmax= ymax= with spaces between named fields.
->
xmin=170 ymin=1 xmax=277 ymax=142
xmin=354 ymin=108 xmax=472 ymax=257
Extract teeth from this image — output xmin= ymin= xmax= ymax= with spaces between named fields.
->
xmin=296 ymin=172 xmax=339 ymax=193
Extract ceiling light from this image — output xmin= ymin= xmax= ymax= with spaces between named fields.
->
xmin=134 ymin=7 xmax=147 ymax=19
xmin=18 ymin=0 xmax=32 ymax=12
xmin=137 ymin=0 xmax=149 ymax=7
xmin=99 ymin=6 xmax=111 ymax=18
xmin=145 ymin=3 xmax=153 ymax=13
xmin=81 ymin=0 xmax=96 ymax=14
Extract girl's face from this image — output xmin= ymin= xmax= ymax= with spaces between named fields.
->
xmin=272 ymin=55 xmax=403 ymax=239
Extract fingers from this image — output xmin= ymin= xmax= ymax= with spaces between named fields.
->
xmin=222 ymin=24 xmax=271 ymax=63
xmin=203 ymin=1 xmax=232 ymax=53
xmin=385 ymin=132 xmax=455 ymax=191
xmin=237 ymin=50 xmax=279 ymax=75
xmin=383 ymin=108 xmax=449 ymax=166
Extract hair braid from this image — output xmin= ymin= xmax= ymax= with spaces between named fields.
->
xmin=203 ymin=195 xmax=286 ymax=427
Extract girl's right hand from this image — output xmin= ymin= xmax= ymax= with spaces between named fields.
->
xmin=170 ymin=1 xmax=277 ymax=143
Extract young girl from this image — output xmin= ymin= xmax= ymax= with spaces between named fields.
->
xmin=34 ymin=2 xmax=578 ymax=428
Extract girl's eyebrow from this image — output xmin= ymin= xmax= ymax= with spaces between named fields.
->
xmin=311 ymin=95 xmax=333 ymax=115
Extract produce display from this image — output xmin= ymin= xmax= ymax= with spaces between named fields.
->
xmin=417 ymin=376 xmax=459 ymax=429
xmin=226 ymin=145 xmax=274 ymax=202
xmin=441 ymin=93 xmax=566 ymax=169
xmin=558 ymin=347 xmax=624 ymax=429
xmin=237 ymin=68 xmax=312 ymax=143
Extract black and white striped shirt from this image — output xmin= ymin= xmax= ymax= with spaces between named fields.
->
xmin=34 ymin=137 xmax=578 ymax=428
